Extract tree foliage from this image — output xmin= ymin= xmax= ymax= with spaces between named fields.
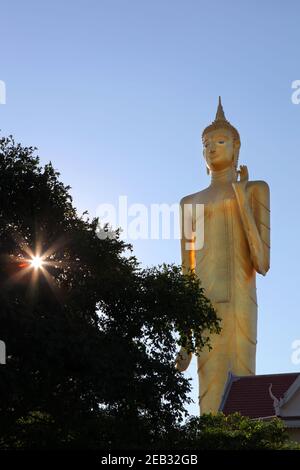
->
xmin=173 ymin=412 xmax=300 ymax=450
xmin=0 ymin=135 xmax=220 ymax=449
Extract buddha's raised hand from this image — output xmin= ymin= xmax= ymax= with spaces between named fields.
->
xmin=175 ymin=347 xmax=192 ymax=372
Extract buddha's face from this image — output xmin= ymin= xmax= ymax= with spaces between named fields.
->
xmin=203 ymin=128 xmax=239 ymax=172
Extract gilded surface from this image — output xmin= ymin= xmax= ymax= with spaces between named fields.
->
xmin=176 ymin=98 xmax=270 ymax=414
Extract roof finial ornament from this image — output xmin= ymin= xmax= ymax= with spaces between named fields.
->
xmin=268 ymin=383 xmax=281 ymax=416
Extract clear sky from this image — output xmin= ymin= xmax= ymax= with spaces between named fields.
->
xmin=1 ymin=0 xmax=300 ymax=416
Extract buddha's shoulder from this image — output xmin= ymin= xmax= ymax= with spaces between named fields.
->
xmin=180 ymin=187 xmax=211 ymax=206
xmin=247 ymin=180 xmax=270 ymax=198
xmin=247 ymin=179 xmax=269 ymax=191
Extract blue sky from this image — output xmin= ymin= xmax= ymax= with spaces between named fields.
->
xmin=1 ymin=0 xmax=300 ymax=415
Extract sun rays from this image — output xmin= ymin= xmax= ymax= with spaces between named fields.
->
xmin=4 ymin=233 xmax=71 ymax=299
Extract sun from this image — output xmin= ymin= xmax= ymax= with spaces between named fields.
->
xmin=30 ymin=255 xmax=44 ymax=269
xmin=7 ymin=237 xmax=72 ymax=296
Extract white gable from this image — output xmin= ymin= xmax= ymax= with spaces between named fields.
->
xmin=279 ymin=376 xmax=300 ymax=417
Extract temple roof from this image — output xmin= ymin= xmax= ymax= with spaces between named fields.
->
xmin=219 ymin=372 xmax=300 ymax=418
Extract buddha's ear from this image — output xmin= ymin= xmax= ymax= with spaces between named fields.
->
xmin=234 ymin=140 xmax=241 ymax=152
xmin=203 ymin=149 xmax=210 ymax=174
xmin=233 ymin=140 xmax=241 ymax=160
xmin=232 ymin=140 xmax=241 ymax=168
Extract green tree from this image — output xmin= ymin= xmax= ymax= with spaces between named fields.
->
xmin=171 ymin=412 xmax=300 ymax=450
xmin=0 ymin=134 xmax=220 ymax=449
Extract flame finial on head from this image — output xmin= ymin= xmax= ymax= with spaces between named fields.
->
xmin=202 ymin=97 xmax=240 ymax=143
xmin=215 ymin=96 xmax=226 ymax=121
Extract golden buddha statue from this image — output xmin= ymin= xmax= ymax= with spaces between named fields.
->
xmin=176 ymin=98 xmax=270 ymax=414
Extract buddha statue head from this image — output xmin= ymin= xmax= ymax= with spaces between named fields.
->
xmin=202 ymin=97 xmax=241 ymax=174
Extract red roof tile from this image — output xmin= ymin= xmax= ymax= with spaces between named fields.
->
xmin=221 ymin=373 xmax=300 ymax=418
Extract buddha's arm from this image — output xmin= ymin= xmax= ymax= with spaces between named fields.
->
xmin=175 ymin=197 xmax=195 ymax=372
xmin=180 ymin=197 xmax=196 ymax=274
xmin=251 ymin=182 xmax=270 ymax=272
xmin=233 ymin=174 xmax=270 ymax=276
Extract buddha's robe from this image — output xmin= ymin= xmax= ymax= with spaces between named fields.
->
xmin=181 ymin=181 xmax=270 ymax=413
